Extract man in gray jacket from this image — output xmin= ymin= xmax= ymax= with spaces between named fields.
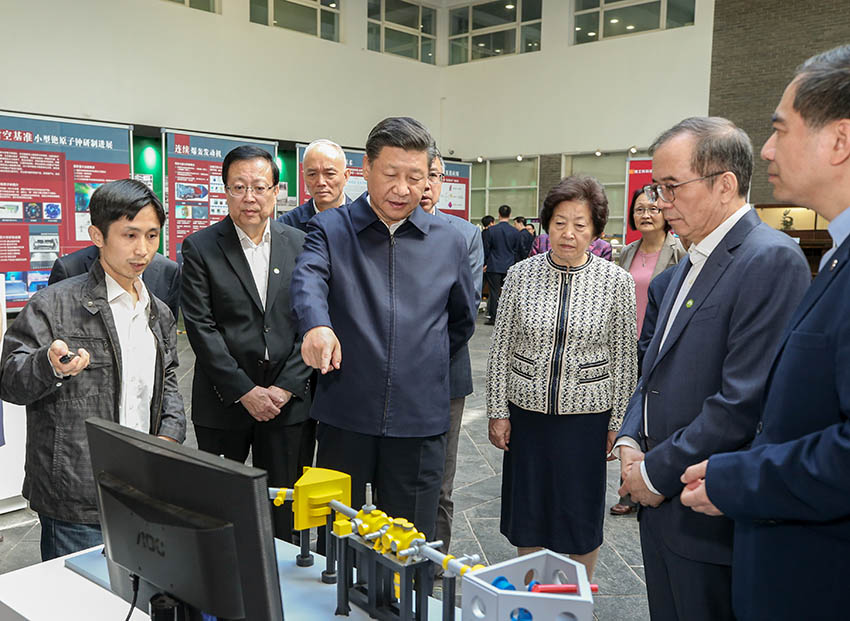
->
xmin=0 ymin=179 xmax=186 ymax=560
xmin=420 ymin=146 xmax=484 ymax=562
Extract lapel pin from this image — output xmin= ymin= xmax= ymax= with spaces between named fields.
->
xmin=686 ymin=299 xmax=694 ymax=308
xmin=830 ymin=259 xmax=838 ymax=271
xmin=273 ymin=267 xmax=280 ymax=274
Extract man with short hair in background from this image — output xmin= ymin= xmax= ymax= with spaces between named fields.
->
xmin=482 ymin=204 xmax=521 ymax=325
xmin=277 ymin=138 xmax=351 ymax=231
xmin=0 ymin=179 xmax=186 ymax=560
xmin=513 ymin=215 xmax=533 ymax=259
xmin=420 ymin=145 xmax=484 ymax=563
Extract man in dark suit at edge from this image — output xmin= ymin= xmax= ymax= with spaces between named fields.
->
xmin=277 ymin=138 xmax=351 ymax=231
xmin=681 ymin=45 xmax=850 ymax=620
xmin=181 ymin=145 xmax=313 ymax=542
xmin=49 ymin=243 xmax=181 ymax=321
xmin=614 ymin=117 xmax=811 ymax=619
xmin=482 ymin=204 xmax=521 ymax=324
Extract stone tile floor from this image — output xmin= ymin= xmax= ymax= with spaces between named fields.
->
xmin=0 ymin=316 xmax=649 ymax=620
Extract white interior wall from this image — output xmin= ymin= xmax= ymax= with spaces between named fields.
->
xmin=0 ymin=0 xmax=714 ymax=158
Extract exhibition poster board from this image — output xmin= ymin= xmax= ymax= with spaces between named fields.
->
xmin=625 ymin=158 xmax=653 ymax=244
xmin=439 ymin=160 xmax=471 ymax=221
xmin=0 ymin=276 xmax=27 ymax=514
xmin=295 ymin=146 xmax=471 ymax=221
xmin=163 ymin=130 xmax=277 ymax=261
xmin=0 ymin=113 xmax=132 ymax=309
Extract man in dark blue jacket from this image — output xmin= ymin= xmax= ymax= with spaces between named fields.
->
xmin=681 ymin=45 xmax=850 ymax=620
xmin=291 ymin=118 xmax=476 ymax=564
xmin=277 ymin=139 xmax=351 ymax=232
xmin=482 ymin=204 xmax=520 ymax=324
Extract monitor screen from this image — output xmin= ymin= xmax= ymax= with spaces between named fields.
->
xmin=86 ymin=418 xmax=283 ymax=620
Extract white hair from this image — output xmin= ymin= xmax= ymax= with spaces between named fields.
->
xmin=303 ymin=139 xmax=346 ymax=166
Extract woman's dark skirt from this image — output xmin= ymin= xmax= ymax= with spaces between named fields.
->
xmin=500 ymin=402 xmax=610 ymax=554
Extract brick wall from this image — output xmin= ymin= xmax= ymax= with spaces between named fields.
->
xmin=708 ymin=0 xmax=850 ymax=204
xmin=538 ymin=154 xmax=562 ymax=215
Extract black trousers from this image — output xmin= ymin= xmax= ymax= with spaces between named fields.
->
xmin=485 ymin=272 xmax=506 ymax=320
xmin=316 ymin=422 xmax=446 ymax=538
xmin=639 ymin=509 xmax=734 ymax=621
xmin=195 ymin=418 xmax=316 ymax=543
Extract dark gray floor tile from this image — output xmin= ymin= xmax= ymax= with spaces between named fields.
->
xmin=467 ymin=517 xmax=514 ymax=566
xmin=0 ymin=508 xmax=37 ymax=531
xmin=602 ymin=512 xmax=642 ymax=567
xmin=592 ymin=542 xmax=646 ymax=597
xmin=592 ymin=594 xmax=650 ymax=621
xmin=464 ymin=497 xmax=501 ymax=519
xmin=452 ymin=433 xmax=495 ymax=489
xmin=453 ymin=475 xmax=502 ymax=513
xmin=0 ymin=541 xmax=41 ymax=574
xmin=0 ymin=524 xmax=36 ymax=556
xmin=22 ymin=522 xmax=40 ymax=542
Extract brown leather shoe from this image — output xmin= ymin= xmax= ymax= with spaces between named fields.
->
xmin=610 ymin=503 xmax=637 ymax=516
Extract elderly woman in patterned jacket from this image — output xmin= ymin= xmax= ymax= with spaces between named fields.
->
xmin=487 ymin=174 xmax=637 ymax=580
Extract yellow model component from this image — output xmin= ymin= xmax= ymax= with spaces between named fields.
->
xmin=460 ymin=564 xmax=486 ymax=576
xmin=380 ymin=517 xmax=424 ymax=558
xmin=393 ymin=572 xmax=401 ymax=599
xmin=355 ymin=508 xmax=391 ymax=543
xmin=441 ymin=555 xmax=455 ymax=571
xmin=273 ymin=488 xmax=291 ymax=507
xmin=291 ymin=467 xmax=352 ymax=531
xmin=333 ymin=518 xmax=353 ymax=537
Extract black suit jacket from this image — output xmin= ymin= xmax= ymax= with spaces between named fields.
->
xmin=180 ymin=217 xmax=311 ymax=429
xmin=48 ymin=245 xmax=181 ymax=320
xmin=483 ymin=221 xmax=521 ymax=273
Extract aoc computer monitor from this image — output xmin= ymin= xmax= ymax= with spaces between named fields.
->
xmin=86 ymin=418 xmax=284 ymax=620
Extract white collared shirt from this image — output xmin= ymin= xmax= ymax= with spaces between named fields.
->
xmin=233 ymin=219 xmax=271 ymax=310
xmin=618 ymin=203 xmax=752 ymax=494
xmin=105 ymin=273 xmax=156 ymax=434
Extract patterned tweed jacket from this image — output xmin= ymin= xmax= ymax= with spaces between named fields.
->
xmin=486 ymin=252 xmax=637 ymax=430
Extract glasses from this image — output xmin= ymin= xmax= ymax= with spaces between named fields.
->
xmin=226 ymin=183 xmax=274 ymax=198
xmin=643 ymin=171 xmax=726 ymax=203
xmin=634 ymin=206 xmax=662 ymax=216
xmin=428 ymin=173 xmax=445 ymax=183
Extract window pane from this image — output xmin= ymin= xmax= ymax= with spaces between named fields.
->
xmin=604 ymin=2 xmax=660 ymax=37
xmin=385 ymin=0 xmax=419 ymax=30
xmin=571 ymin=154 xmax=626 ymax=184
xmin=488 ymin=189 xmax=538 ymax=218
xmin=489 ymin=159 xmax=537 ymax=187
xmin=189 ymin=0 xmax=214 ymax=11
xmin=472 ymin=1 xmax=518 ymax=30
xmin=320 ymin=0 xmax=339 ymax=7
xmin=575 ymin=0 xmax=599 ymax=10
xmin=274 ymin=0 xmax=317 ymax=35
xmin=471 ymin=189 xmax=486 ymax=221
xmin=421 ymin=37 xmax=435 ymax=64
xmin=449 ymin=37 xmax=468 ymax=65
xmin=367 ymin=0 xmax=380 ymax=20
xmin=250 ymin=0 xmax=268 ymax=24
xmin=421 ymin=6 xmax=435 ymax=36
xmin=471 ymin=163 xmax=486 ymax=188
xmin=520 ymin=23 xmax=541 ymax=53
xmin=385 ymin=27 xmax=418 ymax=59
xmin=321 ymin=9 xmax=338 ymax=41
xmin=471 ymin=28 xmax=517 ymax=60
xmin=368 ymin=21 xmax=381 ymax=51
xmin=604 ymin=186 xmax=626 ymax=227
xmin=574 ymin=12 xmax=599 ymax=44
xmin=522 ymin=0 xmax=542 ymax=22
xmin=450 ymin=7 xmax=469 ymax=35
xmin=666 ymin=0 xmax=695 ymax=28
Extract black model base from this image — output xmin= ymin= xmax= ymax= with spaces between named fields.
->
xmin=296 ymin=529 xmax=314 ymax=567
xmin=335 ymin=534 xmax=430 ymax=621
